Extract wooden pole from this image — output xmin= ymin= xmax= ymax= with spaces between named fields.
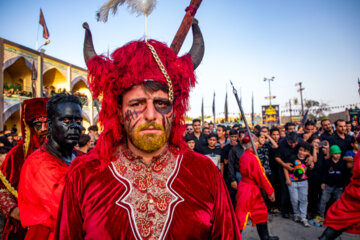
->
xmin=170 ymin=0 xmax=202 ymax=54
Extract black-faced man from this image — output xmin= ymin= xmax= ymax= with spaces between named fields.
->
xmin=18 ymin=94 xmax=82 ymax=239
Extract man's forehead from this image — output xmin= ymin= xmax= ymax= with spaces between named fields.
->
xmin=123 ymin=85 xmax=169 ymax=101
xmin=32 ymin=117 xmax=47 ymax=123
xmin=55 ymin=102 xmax=82 ymax=117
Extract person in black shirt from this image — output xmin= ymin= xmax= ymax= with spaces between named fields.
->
xmin=307 ymin=134 xmax=330 ymax=220
xmin=221 ymin=129 xmax=239 ymax=208
xmin=329 ymin=120 xmax=352 ymax=157
xmin=258 ymin=130 xmax=279 ymax=214
xmin=275 ymin=132 xmax=299 ymax=218
xmin=189 ymin=119 xmax=208 ymax=153
xmin=318 ymin=145 xmax=350 ymax=221
xmin=320 ymin=119 xmax=334 ymax=142
xmin=228 ymin=132 xmax=245 ymax=207
xmin=200 ymin=133 xmax=222 ymax=170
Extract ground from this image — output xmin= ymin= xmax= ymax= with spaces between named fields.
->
xmin=241 ymin=213 xmax=359 ymax=240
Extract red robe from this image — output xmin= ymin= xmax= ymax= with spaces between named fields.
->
xmin=324 ymin=151 xmax=360 ymax=234
xmin=0 ymin=140 xmax=27 ymax=240
xmin=235 ymin=149 xmax=274 ymax=230
xmin=54 ymin=145 xmax=242 ymax=239
xmin=18 ymin=145 xmax=69 ymax=240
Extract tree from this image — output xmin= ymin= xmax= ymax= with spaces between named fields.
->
xmin=304 ymin=99 xmax=330 ymax=121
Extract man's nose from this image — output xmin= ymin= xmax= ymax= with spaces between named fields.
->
xmin=143 ymin=102 xmax=157 ymax=122
xmin=41 ymin=123 xmax=47 ymax=131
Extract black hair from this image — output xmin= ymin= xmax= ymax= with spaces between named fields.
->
xmin=192 ymin=119 xmax=201 ymax=124
xmin=334 ymin=119 xmax=345 ymax=127
xmin=0 ymin=146 xmax=9 ymax=155
xmin=285 ymin=122 xmax=296 ymax=131
xmin=309 ymin=133 xmax=320 ymax=143
xmin=217 ymin=125 xmax=226 ymax=131
xmin=305 ymin=120 xmax=315 ymax=127
xmin=298 ymin=141 xmax=312 ymax=152
xmin=47 ymin=93 xmax=82 ymax=121
xmin=270 ymin=127 xmax=280 ymax=135
xmin=208 ymin=132 xmax=218 ymax=140
xmin=321 ymin=119 xmax=331 ymax=125
xmin=184 ymin=134 xmax=196 ymax=142
xmin=78 ymin=134 xmax=91 ymax=147
xmin=88 ymin=125 xmax=99 ymax=132
xmin=261 ymin=126 xmax=269 ymax=131
xmin=229 ymin=129 xmax=238 ymax=136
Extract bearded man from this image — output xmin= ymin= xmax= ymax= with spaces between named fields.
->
xmin=54 ymin=22 xmax=241 ymax=239
xmin=18 ymin=93 xmax=83 ymax=240
xmin=0 ymin=98 xmax=48 ymax=240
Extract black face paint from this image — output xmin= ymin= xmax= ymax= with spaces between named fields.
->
xmin=154 ymin=99 xmax=172 ymax=114
xmin=49 ymin=102 xmax=83 ymax=148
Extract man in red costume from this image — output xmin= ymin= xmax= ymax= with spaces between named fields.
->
xmin=18 ymin=93 xmax=83 ymax=240
xmin=0 ymin=98 xmax=48 ymax=240
xmin=235 ymin=133 xmax=279 ymax=240
xmin=54 ymin=22 xmax=241 ymax=239
xmin=319 ymin=150 xmax=360 ymax=239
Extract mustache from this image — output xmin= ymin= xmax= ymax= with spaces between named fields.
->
xmin=137 ymin=122 xmax=164 ymax=131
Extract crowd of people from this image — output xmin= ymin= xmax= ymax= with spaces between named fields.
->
xmin=183 ymin=118 xmax=359 ymax=238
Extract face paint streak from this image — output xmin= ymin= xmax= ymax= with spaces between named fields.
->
xmin=130 ymin=118 xmax=141 ymax=132
xmin=124 ymin=110 xmax=135 ymax=122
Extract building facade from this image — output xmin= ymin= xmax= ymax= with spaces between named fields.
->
xmin=0 ymin=38 xmax=98 ymax=133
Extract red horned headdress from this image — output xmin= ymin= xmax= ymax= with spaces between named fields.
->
xmin=20 ymin=98 xmax=49 ymax=158
xmin=83 ymin=21 xmax=204 ymax=167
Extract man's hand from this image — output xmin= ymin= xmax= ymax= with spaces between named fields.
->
xmin=283 ymin=162 xmax=294 ymax=171
xmin=10 ymin=207 xmax=20 ymax=221
xmin=231 ymin=181 xmax=238 ymax=190
xmin=321 ymin=183 xmax=325 ymax=190
xmin=268 ymin=192 xmax=275 ymax=202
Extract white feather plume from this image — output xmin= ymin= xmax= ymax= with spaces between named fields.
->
xmin=127 ymin=0 xmax=157 ymax=16
xmin=97 ymin=0 xmax=157 ymax=22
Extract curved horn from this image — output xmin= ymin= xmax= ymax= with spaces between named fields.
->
xmin=82 ymin=22 xmax=97 ymax=65
xmin=189 ymin=19 xmax=205 ymax=70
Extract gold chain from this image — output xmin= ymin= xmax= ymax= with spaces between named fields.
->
xmin=0 ymin=169 xmax=18 ymax=198
xmin=145 ymin=42 xmax=174 ymax=103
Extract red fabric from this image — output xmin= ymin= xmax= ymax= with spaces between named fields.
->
xmin=87 ymin=40 xmax=196 ymax=169
xmin=25 ymin=225 xmax=50 ymax=240
xmin=235 ymin=149 xmax=274 ymax=230
xmin=324 ymin=151 xmax=360 ymax=234
xmin=0 ymin=141 xmax=27 ymax=240
xmin=21 ymin=98 xmax=48 ymax=123
xmin=54 ymin=147 xmax=242 ymax=239
xmin=0 ymin=98 xmax=48 ymax=240
xmin=18 ymin=145 xmax=69 ymax=240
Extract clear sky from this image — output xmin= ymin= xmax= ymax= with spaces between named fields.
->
xmin=1 ymin=0 xmax=359 ymax=119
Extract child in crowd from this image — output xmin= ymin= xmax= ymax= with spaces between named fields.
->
xmin=284 ymin=142 xmax=314 ymax=227
xmin=200 ymin=133 xmax=222 ymax=170
xmin=317 ymin=145 xmax=349 ymax=222
xmin=184 ymin=134 xmax=196 ymax=151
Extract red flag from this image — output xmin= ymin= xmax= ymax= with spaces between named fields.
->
xmin=39 ymin=9 xmax=49 ymax=39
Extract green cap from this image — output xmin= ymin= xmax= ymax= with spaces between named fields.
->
xmin=330 ymin=145 xmax=341 ymax=154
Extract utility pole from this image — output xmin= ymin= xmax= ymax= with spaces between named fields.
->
xmin=295 ymin=82 xmax=305 ymax=116
xmin=264 ymin=76 xmax=276 ymax=106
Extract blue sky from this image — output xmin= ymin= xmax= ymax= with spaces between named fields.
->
xmin=1 ymin=0 xmax=359 ymax=118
